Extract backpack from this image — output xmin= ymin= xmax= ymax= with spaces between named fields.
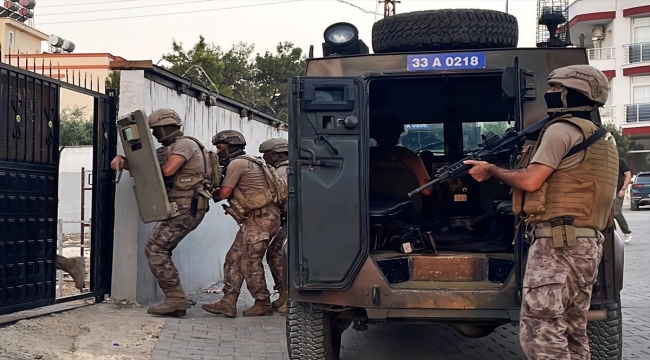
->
xmin=237 ymin=154 xmax=288 ymax=209
xmin=182 ymin=136 xmax=222 ymax=194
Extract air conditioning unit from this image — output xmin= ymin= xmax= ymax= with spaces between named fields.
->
xmin=592 ymin=26 xmax=605 ymax=41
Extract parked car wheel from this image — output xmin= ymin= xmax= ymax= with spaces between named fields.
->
xmin=587 ymin=299 xmax=623 ymax=360
xmin=371 ymin=8 xmax=519 ymax=53
xmin=286 ymin=301 xmax=342 ymax=360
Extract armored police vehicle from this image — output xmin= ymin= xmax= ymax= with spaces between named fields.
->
xmin=284 ymin=8 xmax=624 ymax=360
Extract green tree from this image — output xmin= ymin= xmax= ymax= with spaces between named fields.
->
xmin=480 ymin=122 xmax=509 ymax=137
xmin=253 ymin=42 xmax=307 ymax=119
xmin=59 ymin=105 xmax=93 ymax=146
xmin=160 ymin=36 xmax=225 ymax=93
xmin=604 ymin=121 xmax=632 ymax=157
xmin=106 ymin=70 xmax=120 ymax=90
xmin=221 ymin=42 xmax=257 ymax=101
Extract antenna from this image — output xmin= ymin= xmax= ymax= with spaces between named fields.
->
xmin=536 ymin=0 xmax=570 ymax=48
xmin=379 ymin=0 xmax=400 ymax=17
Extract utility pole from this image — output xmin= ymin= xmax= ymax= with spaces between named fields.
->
xmin=380 ymin=0 xmax=400 ymax=17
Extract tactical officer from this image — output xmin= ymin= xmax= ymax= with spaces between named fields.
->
xmin=464 ymin=65 xmax=618 ymax=359
xmin=201 ymin=130 xmax=281 ymax=318
xmin=258 ymin=137 xmax=289 ymax=313
xmin=110 ymin=109 xmax=211 ymax=317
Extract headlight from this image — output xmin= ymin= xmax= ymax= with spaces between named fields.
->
xmin=324 ymin=22 xmax=358 ymax=46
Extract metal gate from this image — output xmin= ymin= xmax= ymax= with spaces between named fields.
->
xmin=0 ymin=54 xmax=117 ymax=315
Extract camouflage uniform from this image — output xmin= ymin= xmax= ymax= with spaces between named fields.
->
xmin=113 ymin=109 xmax=212 ymax=317
xmin=202 ymin=130 xmax=281 ymax=318
xmin=510 ymin=66 xmax=618 ymax=359
xmin=519 ymin=228 xmax=604 ymax=359
xmin=145 ymin=205 xmax=205 ymax=291
xmin=259 ymin=138 xmax=290 ymax=313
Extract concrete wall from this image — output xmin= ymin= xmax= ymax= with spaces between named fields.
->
xmin=58 ymin=146 xmax=94 ymax=234
xmin=111 ymin=68 xmax=287 ymax=305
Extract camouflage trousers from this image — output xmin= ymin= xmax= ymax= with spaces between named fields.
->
xmin=144 ymin=205 xmax=206 ymax=291
xmin=519 ymin=230 xmax=604 ymax=360
xmin=223 ymin=205 xmax=281 ymax=300
xmin=266 ymin=217 xmax=287 ymax=291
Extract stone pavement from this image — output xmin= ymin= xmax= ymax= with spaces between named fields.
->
xmin=152 ymin=208 xmax=650 ymax=360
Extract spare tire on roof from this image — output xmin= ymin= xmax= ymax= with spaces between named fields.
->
xmin=371 ymin=9 xmax=519 ymax=54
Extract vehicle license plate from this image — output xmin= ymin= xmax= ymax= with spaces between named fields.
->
xmin=454 ymin=194 xmax=468 ymax=202
xmin=407 ymin=52 xmax=486 ymax=71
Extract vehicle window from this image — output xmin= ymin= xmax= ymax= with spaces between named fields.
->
xmin=635 ymin=174 xmax=650 ymax=184
xmin=463 ymin=121 xmax=511 ymax=151
xmin=398 ymin=124 xmax=444 ymax=153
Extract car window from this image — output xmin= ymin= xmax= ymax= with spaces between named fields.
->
xmin=463 ymin=121 xmax=511 ymax=151
xmin=398 ymin=124 xmax=445 ymax=154
xmin=635 ymin=174 xmax=650 ymax=184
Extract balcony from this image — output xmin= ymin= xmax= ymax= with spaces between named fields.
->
xmin=587 ymin=47 xmax=616 ymax=70
xmin=624 ymin=103 xmax=650 ymax=123
xmin=600 ymin=105 xmax=615 ymax=122
xmin=587 ymin=47 xmax=616 ymax=60
xmin=624 ymin=42 xmax=650 ymax=64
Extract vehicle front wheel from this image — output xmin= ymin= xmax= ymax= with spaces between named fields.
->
xmin=587 ymin=300 xmax=623 ymax=360
xmin=286 ymin=301 xmax=342 ymax=360
xmin=630 ymin=202 xmax=639 ymax=211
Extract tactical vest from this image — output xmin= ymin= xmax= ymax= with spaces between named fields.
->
xmin=156 ymin=136 xmax=212 ymax=210
xmin=512 ymin=115 xmax=618 ymax=231
xmin=274 ymin=160 xmax=289 ymax=215
xmin=223 ymin=155 xmax=285 ymax=224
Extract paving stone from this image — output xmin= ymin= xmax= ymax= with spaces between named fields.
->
xmin=152 ymin=209 xmax=649 ymax=360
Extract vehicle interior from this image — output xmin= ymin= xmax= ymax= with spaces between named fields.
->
xmin=367 ymin=73 xmax=519 ymax=289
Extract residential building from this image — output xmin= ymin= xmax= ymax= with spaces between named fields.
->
xmin=568 ymin=0 xmax=650 ymax=173
xmin=1 ymin=17 xmax=125 ymax=119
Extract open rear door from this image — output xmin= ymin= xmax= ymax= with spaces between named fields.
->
xmin=501 ymin=57 xmax=536 ymax=307
xmin=287 ymin=76 xmax=368 ymax=291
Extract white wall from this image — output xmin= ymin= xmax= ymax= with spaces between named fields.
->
xmin=111 ymin=69 xmax=287 ymax=305
xmin=58 ymin=146 xmax=93 ymax=234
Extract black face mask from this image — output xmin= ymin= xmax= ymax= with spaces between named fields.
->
xmin=544 ymin=92 xmax=564 ymax=111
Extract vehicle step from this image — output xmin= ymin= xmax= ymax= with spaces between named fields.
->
xmin=372 ymin=251 xmax=514 ymax=284
xmin=389 ymin=280 xmax=503 ymax=290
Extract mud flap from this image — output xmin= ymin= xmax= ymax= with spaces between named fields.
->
xmin=117 ymin=109 xmax=178 ymax=223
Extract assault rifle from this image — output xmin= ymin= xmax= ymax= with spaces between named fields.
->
xmin=407 ymin=116 xmax=552 ymax=198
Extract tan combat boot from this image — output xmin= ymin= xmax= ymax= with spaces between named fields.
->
xmin=201 ymin=291 xmax=238 ymax=318
xmin=147 ymin=285 xmax=191 ymax=317
xmin=243 ymin=299 xmax=273 ymax=317
xmin=272 ymin=285 xmax=287 ymax=314
xmin=56 ymin=255 xmax=86 ymax=290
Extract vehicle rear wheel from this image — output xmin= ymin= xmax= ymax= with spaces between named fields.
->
xmin=587 ymin=299 xmax=623 ymax=360
xmin=371 ymin=9 xmax=519 ymax=54
xmin=286 ymin=301 xmax=342 ymax=360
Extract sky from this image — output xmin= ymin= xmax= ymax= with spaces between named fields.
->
xmin=30 ymin=0 xmax=542 ymax=64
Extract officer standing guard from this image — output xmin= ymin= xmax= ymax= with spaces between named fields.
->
xmin=110 ymin=109 xmax=212 ymax=317
xmin=464 ymin=65 xmax=618 ymax=359
xmin=201 ymin=130 xmax=282 ymax=318
xmin=259 ymin=137 xmax=289 ymax=313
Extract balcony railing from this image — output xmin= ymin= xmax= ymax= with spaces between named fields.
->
xmin=624 ymin=103 xmax=650 ymax=123
xmin=599 ymin=105 xmax=615 ymax=120
xmin=623 ymin=42 xmax=650 ymax=64
xmin=587 ymin=47 xmax=616 ymax=60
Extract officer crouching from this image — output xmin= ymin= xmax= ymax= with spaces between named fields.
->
xmin=201 ymin=130 xmax=282 ymax=318
xmin=258 ymin=137 xmax=289 ymax=313
xmin=464 ymin=65 xmax=618 ymax=359
xmin=110 ymin=109 xmax=212 ymax=317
